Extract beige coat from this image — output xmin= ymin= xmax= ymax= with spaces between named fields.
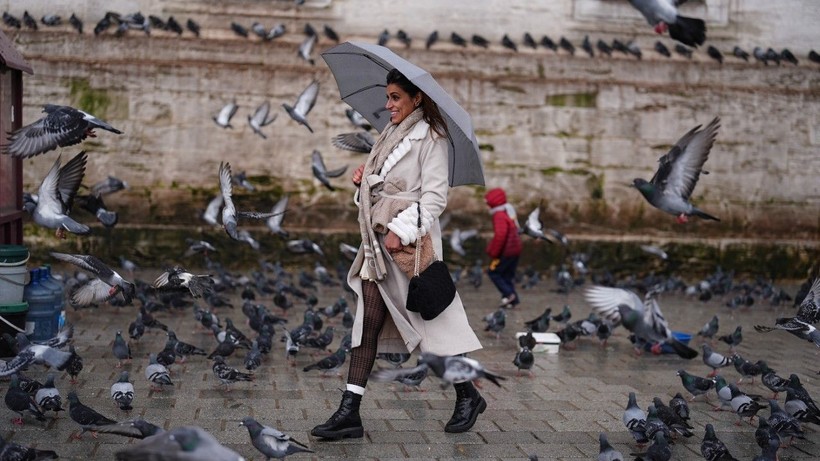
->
xmin=347 ymin=121 xmax=483 ymax=356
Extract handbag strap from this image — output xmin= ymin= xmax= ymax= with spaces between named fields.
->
xmin=413 ymin=202 xmax=422 ymax=277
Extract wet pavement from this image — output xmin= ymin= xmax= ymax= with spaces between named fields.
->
xmin=2 ymin=269 xmax=818 ymax=460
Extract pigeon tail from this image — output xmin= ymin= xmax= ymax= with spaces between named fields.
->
xmin=61 ymin=219 xmax=92 ymax=235
xmin=668 ymin=16 xmax=706 ymax=47
xmin=668 ymin=338 xmax=698 ymax=359
xmin=691 ymin=207 xmax=720 ymax=221
xmin=481 ymin=370 xmax=506 ymax=387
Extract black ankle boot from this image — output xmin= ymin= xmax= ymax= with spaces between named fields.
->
xmin=444 ymin=381 xmax=486 ymax=433
xmin=311 ymin=390 xmax=364 ymax=439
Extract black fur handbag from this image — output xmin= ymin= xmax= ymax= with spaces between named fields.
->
xmin=405 ymin=203 xmax=456 ymax=320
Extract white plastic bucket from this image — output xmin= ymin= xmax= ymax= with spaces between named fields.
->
xmin=0 ymin=254 xmax=29 ymax=304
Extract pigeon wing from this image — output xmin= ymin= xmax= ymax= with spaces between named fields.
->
xmin=584 ymin=285 xmax=645 ymax=326
xmin=657 ymin=117 xmax=720 ymax=201
xmin=644 ymin=297 xmax=673 ymax=341
xmin=331 ymin=132 xmax=374 ymax=153
xmin=6 ymin=106 xmax=88 ymax=157
xmin=71 ymin=278 xmax=116 ymax=305
xmin=294 ymin=81 xmax=319 ymax=117
xmin=324 ymin=165 xmax=348 ymax=178
xmin=36 ymin=156 xmax=67 ymax=217
xmin=266 ymin=195 xmax=288 ymax=233
xmin=796 ymin=278 xmax=820 ymax=324
xmin=56 ymin=151 xmax=88 ymax=210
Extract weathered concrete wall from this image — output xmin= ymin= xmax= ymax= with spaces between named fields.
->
xmin=3 ymin=0 xmax=820 ymax=238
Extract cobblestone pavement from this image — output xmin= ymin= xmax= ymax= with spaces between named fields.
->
xmin=2 ymin=271 xmax=818 ymax=460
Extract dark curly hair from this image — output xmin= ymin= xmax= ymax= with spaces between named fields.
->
xmin=386 ymin=68 xmax=448 ymax=138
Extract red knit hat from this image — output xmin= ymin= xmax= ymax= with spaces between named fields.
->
xmin=485 ymin=187 xmax=507 ymax=207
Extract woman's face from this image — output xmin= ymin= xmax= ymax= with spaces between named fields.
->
xmin=385 ymin=83 xmax=420 ymax=124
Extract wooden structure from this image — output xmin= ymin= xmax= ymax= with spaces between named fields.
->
xmin=0 ymin=30 xmax=32 ymax=245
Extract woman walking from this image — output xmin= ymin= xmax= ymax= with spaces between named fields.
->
xmin=310 ymin=68 xmax=484 ymax=439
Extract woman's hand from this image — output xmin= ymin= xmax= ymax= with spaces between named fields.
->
xmin=384 ymin=230 xmax=403 ymax=253
xmin=352 ymin=163 xmax=365 ymax=186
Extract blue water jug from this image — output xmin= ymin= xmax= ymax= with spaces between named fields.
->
xmin=23 ymin=268 xmax=58 ymax=341
xmin=39 ymin=265 xmax=65 ymax=332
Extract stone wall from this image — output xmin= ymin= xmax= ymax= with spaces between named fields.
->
xmin=4 ymin=0 xmax=819 ymax=238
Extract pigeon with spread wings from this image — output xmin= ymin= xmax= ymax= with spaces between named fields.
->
xmin=27 ymin=151 xmax=90 ymax=238
xmin=218 ymin=161 xmax=285 ymax=242
xmin=585 ymin=285 xmax=697 ymax=359
xmin=283 ymin=80 xmax=319 ymax=133
xmin=311 ymin=150 xmax=348 ymax=191
xmin=51 ymin=252 xmax=135 ymax=306
xmin=4 ymin=104 xmax=122 ymax=158
xmin=632 ymin=117 xmax=720 ymax=224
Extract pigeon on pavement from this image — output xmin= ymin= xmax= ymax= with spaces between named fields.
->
xmin=632 ymin=117 xmax=720 ymax=223
xmin=302 ymin=346 xmax=347 ymax=376
xmin=112 ymin=330 xmax=132 ymax=367
xmin=0 ymin=434 xmax=58 ymax=460
xmin=145 ymin=353 xmax=174 ymax=391
xmin=283 ymin=80 xmax=319 ymax=132
xmin=4 ymin=104 xmax=123 ymax=158
xmin=5 ymin=374 xmax=46 ymax=425
xmin=628 ymin=0 xmax=706 ymax=47
xmin=718 ymin=326 xmax=742 ymax=351
xmin=524 ymin=308 xmax=552 ymax=333
xmin=212 ymin=355 xmax=253 ymax=388
xmin=93 ymin=418 xmax=165 ymax=439
xmin=597 ymin=432 xmax=624 ymax=461
xmin=676 ymin=369 xmax=714 ymax=401
xmin=68 ymin=391 xmax=118 ymax=439
xmin=767 ymin=399 xmax=805 ymax=446
xmin=35 ymin=373 xmax=63 ymax=415
xmin=728 ymin=383 xmax=767 ymax=425
xmin=240 ymin=416 xmax=314 ymax=460
xmin=700 ymin=423 xmax=738 ymax=461
xmin=697 ymin=315 xmax=719 ymax=340
xmin=701 ymin=344 xmax=732 ymax=377
xmin=111 ymin=371 xmax=135 ymax=411
xmin=513 ymin=346 xmax=534 ymax=377
xmin=585 ymin=285 xmax=697 ymax=359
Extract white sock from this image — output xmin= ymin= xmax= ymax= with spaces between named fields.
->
xmin=346 ymin=384 xmax=365 ymax=396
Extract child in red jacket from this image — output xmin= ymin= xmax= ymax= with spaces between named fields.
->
xmin=484 ymin=188 xmax=522 ymax=308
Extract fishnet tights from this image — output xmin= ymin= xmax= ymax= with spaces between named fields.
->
xmin=347 ymin=280 xmax=387 ymax=387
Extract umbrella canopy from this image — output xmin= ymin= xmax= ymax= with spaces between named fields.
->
xmin=321 ymin=41 xmax=485 ymax=187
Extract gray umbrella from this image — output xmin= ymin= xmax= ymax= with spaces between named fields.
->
xmin=321 ymin=41 xmax=485 ymax=187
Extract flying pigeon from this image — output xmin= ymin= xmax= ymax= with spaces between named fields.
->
xmin=51 ymin=252 xmax=136 ymax=305
xmin=213 ymin=101 xmax=238 ymax=128
xmin=0 ymin=332 xmax=73 ymax=377
xmin=298 ymin=33 xmax=316 ymax=65
xmin=91 ymin=175 xmax=128 ymax=196
xmin=283 ymin=80 xmax=319 ymax=133
xmin=248 ymin=101 xmax=276 ymax=138
xmin=28 ymin=151 xmax=90 ymax=238
xmin=332 ymin=131 xmax=375 ymax=153
xmin=218 ymin=161 xmax=284 ymax=242
xmin=153 ymin=266 xmax=214 ymax=298
xmin=240 ymin=417 xmax=314 ymax=459
xmin=628 ymin=0 xmax=706 ymax=47
xmin=585 ymin=286 xmax=697 ymax=359
xmin=419 ymin=353 xmax=505 ymax=388
xmin=114 ymin=426 xmax=245 ymax=461
xmin=111 ymin=371 xmax=135 ymax=411
xmin=521 ymin=207 xmax=554 ymax=242
xmin=632 ymin=117 xmax=721 ymax=223
xmin=4 ymin=104 xmax=122 ymax=158
xmin=449 ymin=228 xmax=478 ymax=257
xmin=311 ymin=150 xmax=348 ymax=191
xmin=345 ymin=108 xmax=372 ymax=131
